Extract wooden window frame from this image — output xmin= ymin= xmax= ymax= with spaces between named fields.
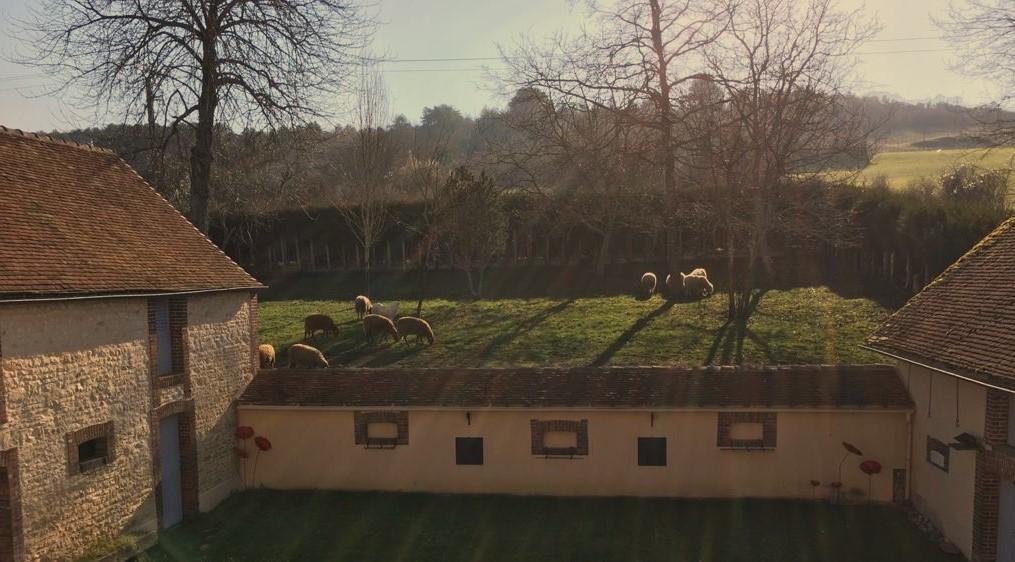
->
xmin=717 ymin=412 xmax=777 ymax=451
xmin=354 ymin=411 xmax=409 ymax=449
xmin=530 ymin=419 xmax=588 ymax=458
xmin=66 ymin=421 xmax=115 ymax=476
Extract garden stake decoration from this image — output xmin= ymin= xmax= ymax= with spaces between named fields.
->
xmin=810 ymin=480 xmax=821 ymax=500
xmin=859 ymin=460 xmax=883 ymax=501
xmin=836 ymin=442 xmax=864 ymax=502
xmin=235 ymin=426 xmax=255 ymax=487
xmin=252 ymin=435 xmax=273 ymax=486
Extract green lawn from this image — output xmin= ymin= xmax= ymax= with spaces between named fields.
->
xmin=259 ymin=287 xmax=888 ymax=368
xmin=143 ymin=490 xmax=960 ymax=562
xmin=857 ymin=147 xmax=1015 ymax=188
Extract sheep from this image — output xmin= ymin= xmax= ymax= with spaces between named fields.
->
xmin=396 ymin=316 xmax=435 ymax=345
xmin=287 ymin=343 xmax=329 ymax=368
xmin=665 ymin=273 xmax=679 ymax=295
xmin=257 ymin=343 xmax=276 ymax=369
xmin=363 ymin=314 xmax=399 ymax=343
xmin=304 ymin=314 xmax=338 ymax=339
xmin=688 ymin=267 xmax=708 ymax=278
xmin=354 ymin=295 xmax=372 ymax=320
xmin=640 ymin=272 xmax=657 ymax=297
xmin=680 ymin=271 xmax=714 ymax=298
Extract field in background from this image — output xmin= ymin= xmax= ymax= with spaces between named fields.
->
xmin=856 ymin=147 xmax=1015 ymax=188
xmin=259 ymin=287 xmax=888 ymax=368
xmin=144 ymin=490 xmax=961 ymax=562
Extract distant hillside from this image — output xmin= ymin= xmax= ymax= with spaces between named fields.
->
xmin=853 ymin=95 xmax=1015 ymax=150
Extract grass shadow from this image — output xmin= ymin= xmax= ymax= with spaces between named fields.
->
xmin=361 ymin=344 xmax=427 ymax=367
xmin=589 ymin=299 xmax=676 ymax=367
xmin=480 ymin=299 xmax=575 ymax=360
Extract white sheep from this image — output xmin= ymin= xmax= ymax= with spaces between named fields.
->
xmin=287 ymin=343 xmax=329 ymax=368
xmin=640 ymin=272 xmax=657 ymax=297
xmin=681 ymin=271 xmax=714 ymax=297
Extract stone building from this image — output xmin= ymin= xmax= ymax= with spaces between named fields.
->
xmin=239 ymin=365 xmax=912 ymax=501
xmin=0 ymin=126 xmax=262 ymax=561
xmin=867 ymin=216 xmax=1015 ymax=562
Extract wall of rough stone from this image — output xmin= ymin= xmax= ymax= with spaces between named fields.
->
xmin=185 ymin=292 xmax=256 ymax=510
xmin=0 ymin=298 xmax=156 ymax=561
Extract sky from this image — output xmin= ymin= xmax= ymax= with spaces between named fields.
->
xmin=0 ymin=0 xmax=1002 ymax=132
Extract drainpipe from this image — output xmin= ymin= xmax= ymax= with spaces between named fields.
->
xmin=905 ymin=410 xmax=913 ymax=500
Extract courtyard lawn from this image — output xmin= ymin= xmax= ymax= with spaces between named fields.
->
xmin=143 ymin=490 xmax=959 ymax=562
xmin=258 ymin=287 xmax=888 ymax=368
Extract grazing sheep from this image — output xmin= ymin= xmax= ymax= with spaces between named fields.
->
xmin=354 ymin=295 xmax=372 ymax=320
xmin=665 ymin=274 xmax=679 ymax=295
xmin=396 ymin=316 xmax=435 ymax=345
xmin=258 ymin=344 xmax=276 ymax=369
xmin=680 ymin=271 xmax=714 ymax=297
xmin=287 ymin=343 xmax=329 ymax=368
xmin=304 ymin=314 xmax=338 ymax=339
xmin=688 ymin=267 xmax=708 ymax=278
xmin=363 ymin=314 xmax=399 ymax=343
xmin=640 ymin=272 xmax=657 ymax=297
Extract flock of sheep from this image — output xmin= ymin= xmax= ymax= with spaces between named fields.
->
xmin=640 ymin=268 xmax=715 ymax=299
xmin=255 ymin=268 xmax=711 ymax=370
xmin=256 ymin=295 xmax=436 ymax=370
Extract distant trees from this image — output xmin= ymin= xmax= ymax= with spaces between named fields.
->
xmin=22 ymin=0 xmax=374 ymax=233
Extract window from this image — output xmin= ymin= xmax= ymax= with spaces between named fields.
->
xmin=638 ymin=437 xmax=667 ymax=466
xmin=717 ymin=412 xmax=777 ymax=450
xmin=354 ymin=411 xmax=409 ymax=448
xmin=456 ymin=438 xmax=484 ymax=465
xmin=149 ymin=297 xmax=186 ymax=378
xmin=530 ymin=420 xmax=588 ymax=457
xmin=927 ymin=436 xmax=950 ymax=472
xmin=66 ymin=421 xmax=114 ymax=476
xmin=77 ymin=437 xmax=109 ymax=472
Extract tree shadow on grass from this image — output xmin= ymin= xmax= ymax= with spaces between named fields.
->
xmin=704 ymin=290 xmax=773 ymax=365
xmin=480 ymin=299 xmax=576 ymax=360
xmin=360 ymin=344 xmax=426 ymax=367
xmin=589 ymin=299 xmax=676 ymax=367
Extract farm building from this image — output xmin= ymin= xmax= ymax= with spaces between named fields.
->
xmin=239 ymin=365 xmax=912 ymax=501
xmin=867 ymin=216 xmax=1015 ymax=562
xmin=0 ymin=126 xmax=262 ymax=560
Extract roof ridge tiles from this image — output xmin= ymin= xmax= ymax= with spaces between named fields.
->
xmin=0 ymin=125 xmax=115 ymax=154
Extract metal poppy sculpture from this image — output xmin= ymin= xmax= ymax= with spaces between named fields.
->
xmin=252 ymin=436 xmax=273 ymax=486
xmin=810 ymin=480 xmax=821 ymax=500
xmin=234 ymin=426 xmax=256 ymax=487
xmin=835 ymin=442 xmax=864 ymax=502
xmin=859 ymin=459 xmax=883 ymax=501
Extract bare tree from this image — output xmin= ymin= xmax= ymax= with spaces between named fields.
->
xmin=687 ymin=0 xmax=877 ymax=360
xmin=334 ymin=63 xmax=395 ymax=294
xmin=938 ymin=1 xmax=1015 ymax=145
xmin=435 ymin=168 xmax=508 ymax=298
xmin=20 ymin=0 xmax=374 ymax=233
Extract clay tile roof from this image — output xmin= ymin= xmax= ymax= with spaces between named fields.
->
xmin=0 ymin=126 xmax=263 ymax=300
xmin=867 ymin=216 xmax=1015 ymax=387
xmin=239 ymin=365 xmax=912 ymax=409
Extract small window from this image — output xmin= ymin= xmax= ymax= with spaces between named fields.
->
xmin=78 ymin=437 xmax=109 ymax=472
xmin=927 ymin=436 xmax=950 ymax=472
xmin=543 ymin=431 xmax=578 ymax=449
xmin=367 ymin=423 xmax=399 ymax=440
xmin=717 ymin=412 xmax=776 ymax=450
xmin=456 ymin=437 xmax=484 ymax=465
xmin=354 ymin=411 xmax=409 ymax=448
xmin=530 ymin=420 xmax=589 ymax=457
xmin=638 ymin=437 xmax=667 ymax=466
xmin=729 ymin=422 xmax=764 ymax=441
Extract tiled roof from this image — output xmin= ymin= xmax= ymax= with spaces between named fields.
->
xmin=239 ymin=365 xmax=912 ymax=409
xmin=867 ymin=216 xmax=1015 ymax=388
xmin=0 ymin=126 xmax=263 ymax=299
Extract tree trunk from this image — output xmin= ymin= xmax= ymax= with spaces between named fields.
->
xmin=596 ymin=228 xmax=613 ymax=278
xmin=463 ymin=267 xmax=478 ymax=298
xmin=416 ymin=244 xmax=428 ymax=317
xmin=649 ymin=0 xmax=676 ymax=196
xmin=189 ymin=32 xmax=219 ymax=234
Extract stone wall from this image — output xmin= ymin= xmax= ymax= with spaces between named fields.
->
xmin=0 ymin=298 xmax=156 ymax=561
xmin=0 ymin=291 xmax=257 ymax=561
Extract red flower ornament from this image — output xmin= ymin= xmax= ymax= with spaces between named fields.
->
xmin=255 ymin=436 xmax=272 ymax=451
xmin=859 ymin=460 xmax=882 ymax=475
xmin=235 ymin=426 xmax=255 ymax=440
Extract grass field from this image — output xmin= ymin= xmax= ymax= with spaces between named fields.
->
xmin=857 ymin=147 xmax=1015 ymax=188
xmin=143 ymin=490 xmax=960 ymax=562
xmin=259 ymin=287 xmax=888 ymax=368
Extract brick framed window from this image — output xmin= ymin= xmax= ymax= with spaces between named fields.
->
xmin=148 ymin=297 xmax=187 ymax=386
xmin=638 ymin=437 xmax=667 ymax=466
xmin=354 ymin=411 xmax=409 ymax=448
xmin=455 ymin=437 xmax=484 ymax=465
xmin=927 ymin=436 xmax=950 ymax=472
xmin=717 ymin=412 xmax=777 ymax=450
xmin=66 ymin=421 xmax=114 ymax=476
xmin=530 ymin=419 xmax=588 ymax=458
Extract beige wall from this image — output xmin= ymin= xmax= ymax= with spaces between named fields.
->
xmin=0 ymin=291 xmax=255 ymax=561
xmin=0 ymin=299 xmax=155 ymax=561
xmin=903 ymin=362 xmax=986 ymax=561
xmin=239 ymin=407 xmax=909 ymax=501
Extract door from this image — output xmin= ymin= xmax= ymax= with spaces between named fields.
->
xmin=999 ymin=480 xmax=1015 ymax=561
xmin=0 ymin=467 xmax=14 ymax=561
xmin=159 ymin=415 xmax=183 ymax=528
